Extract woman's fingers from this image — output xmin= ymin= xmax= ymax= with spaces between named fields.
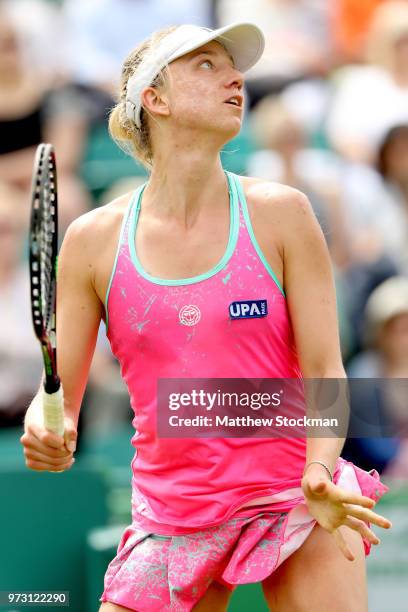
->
xmin=344 ymin=503 xmax=392 ymax=529
xmin=23 ymin=448 xmax=74 ymax=466
xmin=344 ymin=516 xmax=380 ymax=545
xmin=332 ymin=528 xmax=355 ymax=561
xmin=20 ymin=434 xmax=72 ymax=459
xmin=25 ymin=458 xmax=75 ymax=472
xmin=336 ymin=489 xmax=376 ymax=508
xmin=22 ymin=423 xmax=65 ymax=450
xmin=21 ymin=428 xmax=75 ymax=473
xmin=306 ymin=481 xmax=374 ymax=510
xmin=21 ymin=413 xmax=79 ymax=473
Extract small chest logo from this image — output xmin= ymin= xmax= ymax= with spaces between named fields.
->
xmin=179 ymin=304 xmax=201 ymax=326
xmin=229 ymin=300 xmax=268 ymax=320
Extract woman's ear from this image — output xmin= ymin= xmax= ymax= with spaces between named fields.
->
xmin=141 ymin=86 xmax=170 ymax=120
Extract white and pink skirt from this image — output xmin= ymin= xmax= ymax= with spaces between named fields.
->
xmin=100 ymin=457 xmax=388 ymax=611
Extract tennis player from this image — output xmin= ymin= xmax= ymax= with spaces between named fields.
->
xmin=21 ymin=23 xmax=392 ymax=612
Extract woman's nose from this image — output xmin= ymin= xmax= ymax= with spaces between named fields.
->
xmin=226 ymin=67 xmax=244 ymax=90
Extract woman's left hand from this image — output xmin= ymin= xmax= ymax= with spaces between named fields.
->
xmin=301 ymin=467 xmax=392 ymax=561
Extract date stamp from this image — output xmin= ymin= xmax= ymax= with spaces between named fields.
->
xmin=0 ymin=592 xmax=69 ymax=607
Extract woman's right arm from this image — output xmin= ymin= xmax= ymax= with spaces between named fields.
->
xmin=20 ymin=214 xmax=104 ymax=471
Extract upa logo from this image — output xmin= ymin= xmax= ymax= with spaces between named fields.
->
xmin=229 ymin=300 xmax=268 ymax=320
xmin=179 ymin=304 xmax=201 ymax=326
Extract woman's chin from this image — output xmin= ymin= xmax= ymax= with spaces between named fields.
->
xmin=216 ymin=118 xmax=242 ymax=140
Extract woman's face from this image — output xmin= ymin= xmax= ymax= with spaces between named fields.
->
xmin=384 ymin=133 xmax=408 ymax=184
xmin=394 ymin=33 xmax=408 ymax=71
xmin=0 ymin=16 xmax=21 ymax=74
xmin=161 ymin=40 xmax=244 ymax=142
xmin=378 ymin=312 xmax=408 ymax=359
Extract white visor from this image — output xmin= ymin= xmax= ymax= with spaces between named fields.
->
xmin=125 ymin=22 xmax=265 ymax=128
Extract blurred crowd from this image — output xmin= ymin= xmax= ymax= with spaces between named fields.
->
xmin=1 ymin=0 xmax=408 ymax=478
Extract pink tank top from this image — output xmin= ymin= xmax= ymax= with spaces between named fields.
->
xmin=105 ymin=171 xmax=307 ymax=535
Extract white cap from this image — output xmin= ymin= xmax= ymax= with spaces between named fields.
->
xmin=366 ymin=276 xmax=408 ymax=332
xmin=125 ymin=22 xmax=265 ymax=128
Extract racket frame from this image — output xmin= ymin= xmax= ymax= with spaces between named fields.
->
xmin=29 ymin=143 xmax=64 ymax=435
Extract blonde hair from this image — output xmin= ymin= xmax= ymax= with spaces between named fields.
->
xmin=109 ymin=26 xmax=178 ymax=170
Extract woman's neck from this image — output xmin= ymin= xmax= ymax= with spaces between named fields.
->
xmin=144 ymin=142 xmax=229 ymax=228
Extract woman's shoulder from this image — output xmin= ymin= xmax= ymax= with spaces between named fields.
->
xmin=235 ymin=174 xmax=320 ymax=261
xmin=238 ymin=174 xmax=314 ymax=223
xmin=240 ymin=174 xmax=306 ymax=200
xmin=61 ymin=192 xmax=133 ymax=252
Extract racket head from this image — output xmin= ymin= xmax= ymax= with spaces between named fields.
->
xmin=29 ymin=143 xmax=60 ymax=393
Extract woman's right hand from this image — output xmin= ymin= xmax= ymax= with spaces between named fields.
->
xmin=20 ymin=411 xmax=77 ymax=473
xmin=302 ymin=468 xmax=392 ymax=561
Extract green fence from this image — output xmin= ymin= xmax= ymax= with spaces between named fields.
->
xmin=0 ymin=463 xmax=109 ymax=612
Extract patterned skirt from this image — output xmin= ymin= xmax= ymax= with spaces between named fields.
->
xmin=100 ymin=458 xmax=388 ymax=611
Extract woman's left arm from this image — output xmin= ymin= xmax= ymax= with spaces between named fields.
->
xmin=261 ymin=185 xmax=392 ymax=559
xmin=281 ymin=188 xmax=346 ymax=479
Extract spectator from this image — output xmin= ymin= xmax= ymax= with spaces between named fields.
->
xmin=0 ymin=2 xmax=91 ymax=233
xmin=328 ymin=124 xmax=408 ymax=352
xmin=330 ymin=0 xmax=385 ymax=63
xmin=216 ymin=0 xmax=333 ymax=105
xmin=375 ymin=124 xmax=408 ymax=273
xmin=0 ymin=182 xmax=41 ymax=427
xmin=4 ymin=0 xmax=67 ymax=81
xmin=327 ymin=0 xmax=408 ymax=164
xmin=343 ymin=276 xmax=408 ymax=476
xmin=248 ymin=94 xmax=349 ymax=267
xmin=63 ymin=0 xmax=213 ymax=122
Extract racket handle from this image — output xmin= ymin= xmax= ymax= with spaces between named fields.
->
xmin=43 ymin=386 xmax=65 ymax=437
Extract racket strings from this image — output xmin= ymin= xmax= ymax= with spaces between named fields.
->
xmin=30 ymin=147 xmax=57 ymax=344
xmin=29 ymin=143 xmax=61 ymax=392
xmin=40 ymin=168 xmax=57 ymax=336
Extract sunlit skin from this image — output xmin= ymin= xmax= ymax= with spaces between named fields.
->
xmin=379 ymin=312 xmax=408 ymax=366
xmin=382 ymin=133 xmax=408 ymax=188
xmin=393 ymin=33 xmax=408 ymax=86
xmin=21 ymin=37 xmax=391 ymax=612
xmin=144 ymin=41 xmax=244 ymax=149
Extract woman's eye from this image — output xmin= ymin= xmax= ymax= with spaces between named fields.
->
xmin=200 ymin=59 xmax=213 ymax=69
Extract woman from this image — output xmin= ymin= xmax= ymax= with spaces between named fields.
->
xmin=344 ymin=276 xmax=408 ymax=477
xmin=326 ymin=0 xmax=408 ymax=164
xmin=21 ymin=23 xmax=391 ymax=612
xmin=0 ymin=183 xmax=42 ymax=426
xmin=375 ymin=124 xmax=408 ymax=274
xmin=0 ymin=5 xmax=90 ymax=232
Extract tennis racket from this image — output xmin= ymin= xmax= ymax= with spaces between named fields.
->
xmin=29 ymin=143 xmax=64 ymax=437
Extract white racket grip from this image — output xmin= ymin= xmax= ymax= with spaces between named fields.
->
xmin=42 ymin=386 xmax=65 ymax=437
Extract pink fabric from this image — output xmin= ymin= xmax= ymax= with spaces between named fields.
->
xmin=100 ymin=457 xmax=389 ymax=611
xmin=106 ymin=171 xmax=307 ymax=534
xmin=102 ymin=171 xmax=390 ymax=612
